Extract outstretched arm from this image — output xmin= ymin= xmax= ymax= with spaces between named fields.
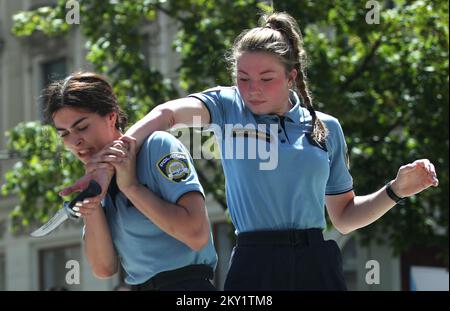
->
xmin=326 ymin=159 xmax=439 ymax=234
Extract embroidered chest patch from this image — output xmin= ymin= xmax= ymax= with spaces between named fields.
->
xmin=231 ymin=128 xmax=272 ymax=143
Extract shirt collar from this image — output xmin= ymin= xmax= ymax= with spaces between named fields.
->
xmin=284 ymin=90 xmax=303 ymax=124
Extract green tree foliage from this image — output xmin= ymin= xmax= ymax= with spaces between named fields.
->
xmin=2 ymin=0 xmax=448 ymax=264
xmin=1 ymin=123 xmax=83 ymax=229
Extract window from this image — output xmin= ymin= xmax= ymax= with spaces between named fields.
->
xmin=0 ymin=253 xmax=5 ymax=291
xmin=341 ymin=237 xmax=358 ymax=290
xmin=0 ymin=19 xmax=5 ymax=54
xmin=212 ymin=222 xmax=235 ymax=290
xmin=39 ymin=58 xmax=67 ymax=120
xmin=39 ymin=244 xmax=81 ymax=291
xmin=41 ymin=58 xmax=67 ymax=89
xmin=401 ymin=245 xmax=449 ymax=290
xmin=29 ymin=0 xmax=57 ymax=11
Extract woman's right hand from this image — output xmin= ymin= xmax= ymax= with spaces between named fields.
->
xmin=84 ymin=140 xmax=127 ymax=175
xmin=59 ymin=140 xmax=126 ymax=199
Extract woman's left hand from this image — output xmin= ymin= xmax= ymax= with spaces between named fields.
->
xmin=391 ymin=159 xmax=439 ymax=198
xmin=109 ymin=135 xmax=139 ymax=193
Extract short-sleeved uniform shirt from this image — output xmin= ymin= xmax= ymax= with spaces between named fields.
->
xmin=98 ymin=131 xmax=217 ymax=285
xmin=189 ymin=87 xmax=353 ymax=234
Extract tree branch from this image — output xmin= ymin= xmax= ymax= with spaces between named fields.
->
xmin=340 ymin=36 xmax=383 ymax=91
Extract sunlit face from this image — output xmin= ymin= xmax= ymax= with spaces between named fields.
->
xmin=53 ymin=107 xmax=120 ymax=164
xmin=236 ymin=52 xmax=297 ymax=115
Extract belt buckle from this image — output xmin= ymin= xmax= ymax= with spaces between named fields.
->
xmin=289 ymin=230 xmax=303 ymax=246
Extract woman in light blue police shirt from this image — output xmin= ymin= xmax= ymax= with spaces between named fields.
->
xmin=43 ymin=72 xmax=217 ymax=291
xmin=64 ymin=13 xmax=439 ymax=290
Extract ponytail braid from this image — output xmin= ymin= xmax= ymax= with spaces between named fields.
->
xmin=296 ymin=68 xmax=328 ymax=143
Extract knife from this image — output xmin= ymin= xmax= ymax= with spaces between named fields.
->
xmin=30 ymin=180 xmax=102 ymax=237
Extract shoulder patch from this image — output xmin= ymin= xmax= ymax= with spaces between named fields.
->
xmin=157 ymin=152 xmax=191 ymax=183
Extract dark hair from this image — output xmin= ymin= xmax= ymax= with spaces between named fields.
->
xmin=227 ymin=12 xmax=328 ymax=143
xmin=42 ymin=72 xmax=127 ymax=131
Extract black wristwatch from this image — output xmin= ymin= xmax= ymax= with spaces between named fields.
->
xmin=386 ymin=181 xmax=406 ymax=205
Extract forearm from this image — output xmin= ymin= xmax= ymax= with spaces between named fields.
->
xmin=122 ymin=184 xmax=207 ymax=250
xmin=125 ymin=98 xmax=209 ymax=148
xmin=125 ymin=104 xmax=173 ymax=148
xmin=84 ymin=207 xmax=118 ymax=278
xmin=338 ymin=184 xmax=397 ymax=234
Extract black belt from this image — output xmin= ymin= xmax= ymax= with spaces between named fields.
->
xmin=131 ymin=264 xmax=214 ymax=291
xmin=237 ymin=228 xmax=324 ymax=247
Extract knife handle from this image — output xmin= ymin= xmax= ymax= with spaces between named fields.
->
xmin=67 ymin=180 xmax=102 ymax=209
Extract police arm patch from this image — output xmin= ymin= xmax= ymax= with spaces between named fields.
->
xmin=157 ymin=152 xmax=191 ymax=183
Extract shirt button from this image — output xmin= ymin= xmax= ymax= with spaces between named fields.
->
xmin=278 ymin=129 xmax=282 ymax=133
xmin=281 ymin=139 xmax=286 ymax=143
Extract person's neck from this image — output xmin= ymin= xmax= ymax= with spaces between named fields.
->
xmin=271 ymin=99 xmax=294 ymax=116
xmin=112 ymin=130 xmax=122 ymax=140
xmin=102 ymin=131 xmax=123 ymax=148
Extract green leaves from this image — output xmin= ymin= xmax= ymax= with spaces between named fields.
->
xmin=12 ymin=5 xmax=70 ymax=37
xmin=1 ymin=122 xmax=83 ymax=232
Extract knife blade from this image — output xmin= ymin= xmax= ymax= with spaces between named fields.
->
xmin=30 ymin=180 xmax=102 ymax=237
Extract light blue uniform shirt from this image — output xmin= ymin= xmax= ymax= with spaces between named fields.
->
xmin=189 ymin=87 xmax=353 ymax=233
xmin=100 ymin=131 xmax=217 ymax=285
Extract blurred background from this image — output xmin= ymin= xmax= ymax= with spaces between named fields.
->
xmin=0 ymin=0 xmax=448 ymax=291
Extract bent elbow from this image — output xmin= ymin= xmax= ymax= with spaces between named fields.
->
xmin=337 ymin=227 xmax=352 ymax=235
xmin=92 ymin=264 xmax=118 ymax=279
xmin=187 ymin=227 xmax=210 ymax=252
xmin=332 ymin=221 xmax=353 ymax=235
xmin=157 ymin=104 xmax=176 ymax=128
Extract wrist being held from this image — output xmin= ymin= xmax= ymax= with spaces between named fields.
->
xmin=119 ymin=181 xmax=142 ymax=197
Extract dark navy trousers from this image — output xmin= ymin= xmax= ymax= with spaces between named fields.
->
xmin=224 ymin=229 xmax=347 ymax=291
xmin=131 ymin=264 xmax=216 ymax=291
